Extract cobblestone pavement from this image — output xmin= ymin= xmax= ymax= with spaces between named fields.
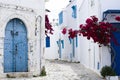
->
xmin=1 ymin=59 xmax=105 ymax=80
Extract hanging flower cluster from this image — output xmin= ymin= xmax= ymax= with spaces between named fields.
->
xmin=61 ymin=28 xmax=78 ymax=39
xmin=80 ymin=16 xmax=116 ymax=46
xmin=45 ymin=15 xmax=54 ymax=36
xmin=62 ymin=28 xmax=67 ymax=35
xmin=61 ymin=16 xmax=116 ymax=46
xmin=115 ymin=16 xmax=120 ymax=21
xmin=68 ymin=29 xmax=79 ymax=39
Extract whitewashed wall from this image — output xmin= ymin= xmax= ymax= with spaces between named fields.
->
xmin=77 ymin=0 xmax=120 ymax=74
xmin=44 ymin=25 xmax=60 ymax=60
xmin=59 ymin=0 xmax=120 ymax=75
xmin=77 ymin=0 xmax=101 ymax=74
xmin=58 ymin=0 xmax=82 ymax=62
xmin=0 ymin=0 xmax=45 ymax=78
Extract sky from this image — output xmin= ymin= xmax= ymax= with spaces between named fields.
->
xmin=45 ymin=0 xmax=69 ymax=22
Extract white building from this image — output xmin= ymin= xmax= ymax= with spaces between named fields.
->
xmin=59 ymin=0 xmax=120 ymax=75
xmin=44 ymin=17 xmax=60 ymax=59
xmin=0 ymin=0 xmax=45 ymax=78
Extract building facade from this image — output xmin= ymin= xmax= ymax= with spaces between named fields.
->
xmin=0 ymin=0 xmax=45 ymax=78
xmin=59 ymin=0 xmax=120 ymax=75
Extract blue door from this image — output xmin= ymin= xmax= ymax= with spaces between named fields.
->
xmin=4 ymin=18 xmax=28 ymax=72
xmin=111 ymin=23 xmax=120 ymax=75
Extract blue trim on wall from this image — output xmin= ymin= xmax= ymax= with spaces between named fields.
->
xmin=59 ymin=11 xmax=63 ymax=24
xmin=76 ymin=35 xmax=78 ymax=47
xmin=97 ymin=62 xmax=100 ymax=70
xmin=71 ymin=5 xmax=77 ymax=18
xmin=103 ymin=10 xmax=120 ymax=21
xmin=69 ymin=38 xmax=72 ymax=44
xmin=61 ymin=40 xmax=64 ymax=49
xmin=72 ymin=39 xmax=75 ymax=57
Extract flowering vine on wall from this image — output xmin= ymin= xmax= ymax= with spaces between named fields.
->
xmin=45 ymin=15 xmax=54 ymax=36
xmin=62 ymin=16 xmax=117 ymax=46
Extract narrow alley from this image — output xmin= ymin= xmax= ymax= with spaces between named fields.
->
xmin=43 ymin=59 xmax=104 ymax=80
xmin=1 ymin=59 xmax=105 ymax=80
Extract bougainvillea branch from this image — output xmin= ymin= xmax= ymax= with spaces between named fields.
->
xmin=61 ymin=28 xmax=78 ymax=39
xmin=45 ymin=15 xmax=54 ymax=36
xmin=68 ymin=29 xmax=79 ymax=39
xmin=61 ymin=16 xmax=116 ymax=46
xmin=80 ymin=16 xmax=116 ymax=46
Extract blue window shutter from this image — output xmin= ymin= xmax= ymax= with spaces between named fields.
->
xmin=76 ymin=35 xmax=78 ymax=47
xmin=46 ymin=36 xmax=50 ymax=47
xmin=71 ymin=5 xmax=77 ymax=18
xmin=59 ymin=11 xmax=63 ymax=24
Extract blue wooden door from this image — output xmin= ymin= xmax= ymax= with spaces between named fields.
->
xmin=111 ymin=23 xmax=120 ymax=75
xmin=4 ymin=18 xmax=28 ymax=72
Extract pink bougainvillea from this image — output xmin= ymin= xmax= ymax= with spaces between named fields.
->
xmin=115 ymin=16 xmax=120 ymax=21
xmin=45 ymin=15 xmax=54 ymax=36
xmin=80 ymin=16 xmax=116 ymax=46
xmin=62 ymin=28 xmax=67 ymax=35
xmin=61 ymin=28 xmax=78 ymax=39
xmin=68 ymin=29 xmax=78 ymax=39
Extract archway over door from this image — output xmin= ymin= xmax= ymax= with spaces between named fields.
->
xmin=4 ymin=18 xmax=28 ymax=72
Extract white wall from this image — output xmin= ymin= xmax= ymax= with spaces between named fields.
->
xmin=58 ymin=0 xmax=120 ymax=75
xmin=59 ymin=0 xmax=81 ymax=62
xmin=0 ymin=0 xmax=45 ymax=77
xmin=66 ymin=0 xmax=77 ymax=29
xmin=0 ymin=0 xmax=44 ymax=10
xmin=44 ymin=25 xmax=59 ymax=59
xmin=77 ymin=0 xmax=114 ymax=74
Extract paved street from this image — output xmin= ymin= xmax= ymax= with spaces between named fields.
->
xmin=1 ymin=59 xmax=105 ymax=80
xmin=43 ymin=59 xmax=104 ymax=80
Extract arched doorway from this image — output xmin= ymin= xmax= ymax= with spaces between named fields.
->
xmin=4 ymin=18 xmax=28 ymax=72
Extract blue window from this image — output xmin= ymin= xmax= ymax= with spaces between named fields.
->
xmin=71 ymin=5 xmax=77 ymax=18
xmin=46 ymin=36 xmax=50 ymax=47
xmin=59 ymin=11 xmax=63 ymax=24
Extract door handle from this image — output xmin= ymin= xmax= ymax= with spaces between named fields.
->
xmin=15 ymin=32 xmax=18 ymax=36
xmin=11 ymin=31 xmax=18 ymax=36
xmin=11 ymin=31 xmax=14 ymax=36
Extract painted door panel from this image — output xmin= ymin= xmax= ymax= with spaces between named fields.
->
xmin=4 ymin=18 xmax=28 ymax=72
xmin=111 ymin=23 xmax=120 ymax=75
xmin=111 ymin=32 xmax=120 ymax=75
